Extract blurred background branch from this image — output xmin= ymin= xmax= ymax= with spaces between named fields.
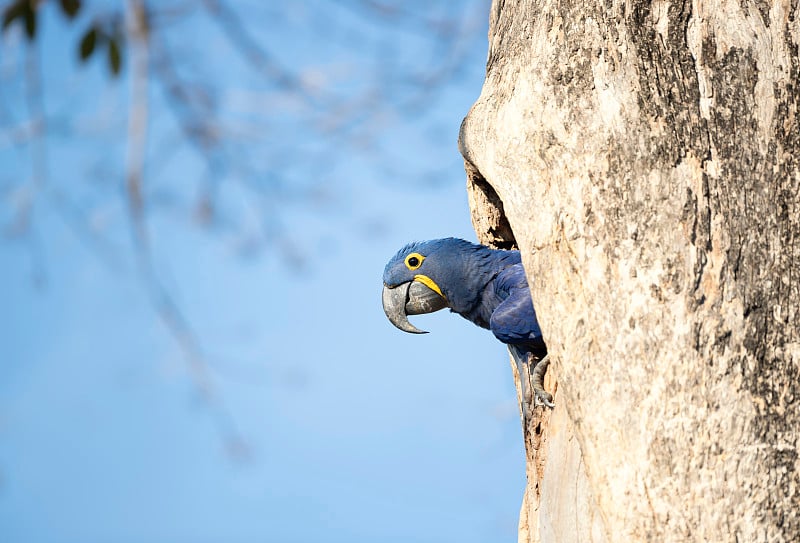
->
xmin=1 ymin=0 xmax=489 ymax=456
xmin=2 ymin=0 xmax=488 ymax=246
xmin=0 ymin=3 xmax=532 ymax=541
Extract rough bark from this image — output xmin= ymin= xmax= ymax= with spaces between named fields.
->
xmin=460 ymin=0 xmax=800 ymax=541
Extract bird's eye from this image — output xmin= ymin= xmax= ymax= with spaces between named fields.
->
xmin=405 ymin=252 xmax=424 ymax=270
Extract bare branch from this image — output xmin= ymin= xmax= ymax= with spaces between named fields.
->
xmin=14 ymin=34 xmax=48 ymax=287
xmin=201 ymin=0 xmax=317 ymax=102
xmin=125 ymin=0 xmax=150 ymax=250
xmin=124 ymin=0 xmax=249 ymax=458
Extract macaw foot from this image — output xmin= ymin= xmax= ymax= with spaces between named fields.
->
xmin=531 ymin=354 xmax=554 ymax=408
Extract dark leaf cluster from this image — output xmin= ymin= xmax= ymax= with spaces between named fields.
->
xmin=2 ymin=0 xmax=40 ymax=39
xmin=2 ymin=0 xmax=123 ymax=76
xmin=78 ymin=19 xmax=124 ymax=75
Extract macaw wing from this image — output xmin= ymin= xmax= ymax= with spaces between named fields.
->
xmin=489 ymin=264 xmax=545 ymax=349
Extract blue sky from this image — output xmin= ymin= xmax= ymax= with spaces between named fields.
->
xmin=0 ymin=2 xmax=526 ymax=542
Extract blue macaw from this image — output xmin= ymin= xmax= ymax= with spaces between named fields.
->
xmin=382 ymin=238 xmax=554 ymax=414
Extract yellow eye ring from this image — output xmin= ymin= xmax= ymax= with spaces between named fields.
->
xmin=404 ymin=252 xmax=425 ymax=270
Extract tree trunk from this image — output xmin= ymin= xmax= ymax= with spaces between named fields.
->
xmin=460 ymin=1 xmax=800 ymax=541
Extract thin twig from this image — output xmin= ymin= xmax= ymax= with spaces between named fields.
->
xmin=125 ymin=0 xmax=150 ymax=251
xmin=125 ymin=0 xmax=249 ymax=458
xmin=201 ymin=0 xmax=316 ymax=102
xmin=19 ymin=36 xmax=47 ymax=287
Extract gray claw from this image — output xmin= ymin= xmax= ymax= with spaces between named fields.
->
xmin=531 ymin=354 xmax=554 ymax=409
xmin=534 ymin=390 xmax=555 ymax=409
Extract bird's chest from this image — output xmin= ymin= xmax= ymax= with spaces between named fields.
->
xmin=458 ymin=280 xmax=505 ymax=330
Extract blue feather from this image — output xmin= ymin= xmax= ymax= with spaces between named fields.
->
xmin=383 ymin=238 xmax=552 ymax=411
xmin=383 ymin=238 xmax=544 ymax=348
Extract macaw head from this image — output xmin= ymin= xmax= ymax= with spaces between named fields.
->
xmin=382 ymin=238 xmax=471 ymax=334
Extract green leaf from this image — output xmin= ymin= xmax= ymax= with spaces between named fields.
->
xmin=79 ymin=26 xmax=97 ymax=60
xmin=59 ymin=0 xmax=81 ymax=19
xmin=108 ymin=37 xmax=122 ymax=76
xmin=22 ymin=2 xmax=35 ymax=40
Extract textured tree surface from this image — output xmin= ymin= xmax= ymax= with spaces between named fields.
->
xmin=460 ymin=0 xmax=800 ymax=541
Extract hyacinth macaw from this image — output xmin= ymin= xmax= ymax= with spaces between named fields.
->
xmin=381 ymin=238 xmax=554 ymax=413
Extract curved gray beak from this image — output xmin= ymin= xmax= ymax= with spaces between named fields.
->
xmin=382 ymin=281 xmax=447 ymax=334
